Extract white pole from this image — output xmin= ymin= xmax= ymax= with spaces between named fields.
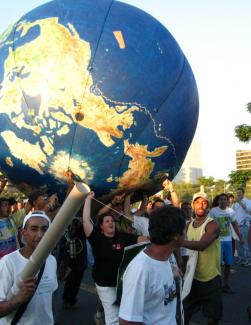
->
xmin=16 ymin=182 xmax=90 ymax=288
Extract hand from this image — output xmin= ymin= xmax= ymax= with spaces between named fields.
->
xmin=111 ymin=193 xmax=125 ymax=205
xmin=64 ymin=169 xmax=74 ymax=186
xmin=162 ymin=179 xmax=174 ymax=192
xmin=87 ymin=191 xmax=95 ymax=199
xmin=12 ymin=277 xmax=37 ymax=305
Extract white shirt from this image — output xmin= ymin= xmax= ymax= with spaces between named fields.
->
xmin=119 ymin=250 xmax=177 ymax=325
xmin=209 ymin=206 xmax=236 ymax=241
xmin=232 ymin=197 xmax=251 ymax=226
xmin=0 ymin=250 xmax=58 ymax=325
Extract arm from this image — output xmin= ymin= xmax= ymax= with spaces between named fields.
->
xmin=124 ymin=193 xmax=134 ymax=221
xmin=231 ymin=221 xmax=243 ymax=243
xmin=182 ymin=221 xmax=220 ymax=251
xmin=162 ymin=179 xmax=180 ymax=208
xmin=0 ymin=277 xmax=36 ymax=317
xmin=0 ymin=178 xmax=7 ymax=195
xmin=82 ymin=192 xmax=94 ymax=237
xmin=134 ymin=195 xmax=148 ymax=216
xmin=137 ymin=236 xmax=149 ymax=243
xmin=64 ymin=169 xmax=75 ymax=198
xmin=97 ymin=193 xmax=125 ymax=217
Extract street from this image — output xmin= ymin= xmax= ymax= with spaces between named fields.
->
xmin=55 ymin=264 xmax=251 ymax=325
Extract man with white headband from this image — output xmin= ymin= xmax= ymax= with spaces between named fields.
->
xmin=0 ymin=211 xmax=57 ymax=325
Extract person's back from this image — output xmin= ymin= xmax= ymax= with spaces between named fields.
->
xmin=119 ymin=206 xmax=186 ymax=325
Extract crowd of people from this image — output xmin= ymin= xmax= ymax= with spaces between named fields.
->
xmin=0 ymin=175 xmax=251 ymax=325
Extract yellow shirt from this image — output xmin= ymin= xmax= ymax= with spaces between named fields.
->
xmin=187 ymin=217 xmax=221 ymax=282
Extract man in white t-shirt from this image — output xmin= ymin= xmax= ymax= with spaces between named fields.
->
xmin=209 ymin=193 xmax=243 ymax=294
xmin=0 ymin=211 xmax=58 ymax=325
xmin=119 ymin=206 xmax=186 ymax=325
xmin=232 ymin=187 xmax=251 ymax=265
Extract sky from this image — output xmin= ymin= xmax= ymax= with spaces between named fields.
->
xmin=0 ymin=0 xmax=250 ymax=181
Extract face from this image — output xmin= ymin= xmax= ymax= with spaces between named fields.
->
xmin=193 ymin=197 xmax=208 ymax=217
xmin=0 ymin=201 xmax=10 ymax=218
xmin=228 ymin=196 xmax=234 ymax=205
xmin=153 ymin=201 xmax=165 ymax=210
xmin=218 ymin=196 xmax=228 ymax=209
xmin=22 ymin=217 xmax=49 ymax=250
xmin=17 ymin=202 xmax=24 ymax=210
xmin=181 ymin=203 xmax=192 ymax=220
xmin=147 ymin=202 xmax=152 ymax=211
xmin=236 ymin=189 xmax=244 ymax=201
xmin=34 ymin=195 xmax=48 ymax=209
xmin=100 ymin=216 xmax=115 ymax=237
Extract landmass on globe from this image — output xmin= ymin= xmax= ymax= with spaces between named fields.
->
xmin=0 ymin=17 xmax=169 ymax=194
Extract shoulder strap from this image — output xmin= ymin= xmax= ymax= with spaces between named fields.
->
xmin=11 ymin=263 xmax=46 ymax=325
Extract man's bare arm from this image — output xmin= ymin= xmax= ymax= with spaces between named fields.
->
xmin=0 ymin=277 xmax=36 ymax=317
xmin=183 ymin=221 xmax=220 ymax=251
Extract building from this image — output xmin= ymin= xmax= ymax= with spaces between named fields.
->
xmin=174 ymin=141 xmax=203 ymax=184
xmin=236 ymin=150 xmax=251 ymax=171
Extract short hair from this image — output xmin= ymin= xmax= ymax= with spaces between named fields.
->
xmin=218 ymin=193 xmax=228 ymax=200
xmin=237 ymin=187 xmax=245 ymax=194
xmin=0 ymin=197 xmax=10 ymax=207
xmin=28 ymin=190 xmax=46 ymax=207
xmin=97 ymin=213 xmax=115 ymax=230
xmin=149 ymin=206 xmax=186 ymax=245
xmin=227 ymin=193 xmax=234 ymax=199
xmin=152 ymin=198 xmax=165 ymax=209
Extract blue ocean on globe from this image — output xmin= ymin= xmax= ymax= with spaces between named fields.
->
xmin=0 ymin=0 xmax=199 ymax=200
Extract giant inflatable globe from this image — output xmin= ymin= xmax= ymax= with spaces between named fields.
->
xmin=0 ymin=0 xmax=199 ymax=200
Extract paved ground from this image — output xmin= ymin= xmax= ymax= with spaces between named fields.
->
xmin=55 ymin=264 xmax=251 ymax=325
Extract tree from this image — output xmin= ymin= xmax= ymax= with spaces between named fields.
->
xmin=197 ymin=176 xmax=215 ymax=188
xmin=230 ymin=102 xmax=251 ymax=192
xmin=228 ymin=170 xmax=251 ymax=189
xmin=234 ymin=102 xmax=251 ymax=142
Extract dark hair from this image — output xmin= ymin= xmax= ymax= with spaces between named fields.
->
xmin=0 ymin=197 xmax=10 ymax=207
xmin=97 ymin=213 xmax=115 ymax=230
xmin=181 ymin=201 xmax=192 ymax=209
xmin=28 ymin=190 xmax=46 ymax=206
xmin=218 ymin=193 xmax=228 ymax=200
xmin=149 ymin=206 xmax=186 ymax=245
xmin=211 ymin=194 xmax=220 ymax=207
xmin=237 ymin=187 xmax=245 ymax=194
xmin=227 ymin=193 xmax=234 ymax=199
xmin=152 ymin=198 xmax=165 ymax=209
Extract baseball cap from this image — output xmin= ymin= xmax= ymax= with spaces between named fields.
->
xmin=192 ymin=192 xmax=208 ymax=203
xmin=22 ymin=210 xmax=51 ymax=228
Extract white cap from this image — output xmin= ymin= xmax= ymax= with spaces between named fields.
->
xmin=192 ymin=192 xmax=208 ymax=203
xmin=22 ymin=210 xmax=51 ymax=228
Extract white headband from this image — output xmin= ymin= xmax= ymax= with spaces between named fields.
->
xmin=22 ymin=211 xmax=51 ymax=228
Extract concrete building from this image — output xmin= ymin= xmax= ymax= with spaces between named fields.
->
xmin=236 ymin=150 xmax=251 ymax=171
xmin=174 ymin=141 xmax=203 ymax=184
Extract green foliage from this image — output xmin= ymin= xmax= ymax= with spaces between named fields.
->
xmin=234 ymin=124 xmax=251 ymax=142
xmin=197 ymin=176 xmax=215 ymax=187
xmin=228 ymin=170 xmax=251 ymax=189
xmin=234 ymin=102 xmax=251 ymax=143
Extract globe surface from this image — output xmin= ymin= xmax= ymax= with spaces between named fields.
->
xmin=0 ymin=0 xmax=199 ymax=200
